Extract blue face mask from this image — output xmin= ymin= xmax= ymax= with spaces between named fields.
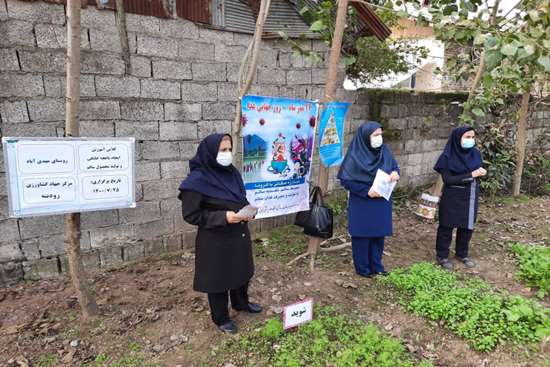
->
xmin=461 ymin=138 xmax=475 ymax=149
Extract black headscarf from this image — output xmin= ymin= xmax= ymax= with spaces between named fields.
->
xmin=434 ymin=126 xmax=483 ymax=174
xmin=337 ymin=121 xmax=398 ymax=186
xmin=179 ymin=133 xmax=247 ymax=203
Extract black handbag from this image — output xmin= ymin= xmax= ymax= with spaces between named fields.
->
xmin=295 ymin=186 xmax=333 ymax=239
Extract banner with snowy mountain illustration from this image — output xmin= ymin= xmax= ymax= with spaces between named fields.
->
xmin=241 ymin=95 xmax=318 ymax=219
xmin=318 ymin=102 xmax=351 ymax=167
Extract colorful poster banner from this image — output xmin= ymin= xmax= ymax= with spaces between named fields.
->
xmin=241 ymin=95 xmax=318 ymax=219
xmin=318 ymin=102 xmax=351 ymax=167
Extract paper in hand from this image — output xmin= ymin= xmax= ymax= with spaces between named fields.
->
xmin=371 ymin=169 xmax=397 ymax=201
xmin=236 ymin=205 xmax=258 ymax=219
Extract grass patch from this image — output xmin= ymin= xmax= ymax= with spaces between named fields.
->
xmin=510 ymin=242 xmax=550 ymax=298
xmin=254 ymin=225 xmax=307 ymax=262
xmin=34 ymin=354 xmax=58 ymax=367
xmin=220 ymin=306 xmax=433 ymax=367
xmin=82 ymin=343 xmax=162 ymax=367
xmin=380 ymin=262 xmax=550 ymax=352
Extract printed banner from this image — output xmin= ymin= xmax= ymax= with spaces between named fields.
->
xmin=241 ymin=95 xmax=318 ymax=219
xmin=318 ymin=101 xmax=351 ymax=167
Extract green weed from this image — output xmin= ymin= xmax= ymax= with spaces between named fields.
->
xmin=510 ymin=242 xmax=550 ymax=298
xmin=380 ymin=262 xmax=550 ymax=351
xmin=34 ymin=354 xmax=58 ymax=367
xmin=82 ymin=344 xmax=162 ymax=367
xmin=223 ymin=306 xmax=432 ymax=367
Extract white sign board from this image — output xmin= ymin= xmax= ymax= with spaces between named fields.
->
xmin=2 ymin=137 xmax=136 ymax=217
xmin=283 ymin=298 xmax=313 ymax=330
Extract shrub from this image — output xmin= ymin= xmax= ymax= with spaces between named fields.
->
xmin=510 ymin=242 xmax=550 ymax=298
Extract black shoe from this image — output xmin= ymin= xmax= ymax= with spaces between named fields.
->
xmin=218 ymin=321 xmax=237 ymax=333
xmin=357 ymin=272 xmax=374 ymax=278
xmin=437 ymin=257 xmax=453 ymax=270
xmin=246 ymin=302 xmax=263 ymax=313
xmin=375 ymin=271 xmax=390 ymax=276
xmin=455 ymin=256 xmax=475 ymax=268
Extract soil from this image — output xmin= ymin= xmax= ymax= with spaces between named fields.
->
xmin=0 ymin=195 xmax=548 ymax=367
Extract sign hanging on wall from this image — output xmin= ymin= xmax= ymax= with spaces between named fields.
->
xmin=241 ymin=95 xmax=318 ymax=219
xmin=2 ymin=137 xmax=136 ymax=217
xmin=317 ymin=101 xmax=351 ymax=167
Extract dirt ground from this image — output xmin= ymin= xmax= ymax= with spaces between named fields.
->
xmin=0 ymin=195 xmax=548 ymax=367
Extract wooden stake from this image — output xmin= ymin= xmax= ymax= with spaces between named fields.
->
xmin=65 ymin=0 xmax=98 ymax=319
xmin=115 ymin=0 xmax=131 ymax=73
xmin=512 ymin=87 xmax=531 ymax=197
xmin=288 ymin=0 xmax=350 ymax=271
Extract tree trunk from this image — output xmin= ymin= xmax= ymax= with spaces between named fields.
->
xmin=305 ymin=0 xmax=349 ymax=271
xmin=65 ymin=0 xmax=98 ymax=319
xmin=512 ymin=88 xmax=531 ymax=197
xmin=115 ymin=0 xmax=131 ymax=73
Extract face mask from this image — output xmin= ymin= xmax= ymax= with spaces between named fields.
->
xmin=370 ymin=135 xmax=383 ymax=149
xmin=216 ymin=151 xmax=233 ymax=166
xmin=461 ymin=138 xmax=475 ymax=149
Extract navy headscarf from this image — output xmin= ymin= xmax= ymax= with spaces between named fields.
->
xmin=434 ymin=126 xmax=483 ymax=174
xmin=179 ymin=133 xmax=248 ymax=203
xmin=337 ymin=121 xmax=398 ymax=186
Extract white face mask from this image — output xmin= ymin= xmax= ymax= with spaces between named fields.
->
xmin=216 ymin=151 xmax=233 ymax=166
xmin=370 ymin=135 xmax=383 ymax=149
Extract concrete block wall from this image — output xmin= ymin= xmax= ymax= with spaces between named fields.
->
xmin=0 ymin=0 xmax=334 ymax=285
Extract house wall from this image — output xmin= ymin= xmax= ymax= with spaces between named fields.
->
xmin=1 ymin=0 xmax=548 ymax=285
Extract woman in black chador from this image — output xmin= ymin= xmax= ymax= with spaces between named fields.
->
xmin=434 ymin=126 xmax=486 ymax=270
xmin=178 ymin=133 xmax=261 ymax=333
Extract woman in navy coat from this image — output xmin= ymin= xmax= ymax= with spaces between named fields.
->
xmin=434 ymin=126 xmax=486 ymax=270
xmin=338 ymin=122 xmax=400 ymax=278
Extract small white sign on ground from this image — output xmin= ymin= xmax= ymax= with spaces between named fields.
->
xmin=2 ymin=137 xmax=136 ymax=217
xmin=283 ymin=298 xmax=313 ymax=330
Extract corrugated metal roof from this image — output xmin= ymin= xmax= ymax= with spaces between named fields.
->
xmin=263 ymin=0 xmax=317 ymax=38
xmin=224 ymin=0 xmax=257 ymax=33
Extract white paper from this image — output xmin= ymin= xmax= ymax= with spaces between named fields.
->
xmin=371 ymin=169 xmax=397 ymax=201
xmin=236 ymin=205 xmax=259 ymax=218
xmin=283 ymin=299 xmax=313 ymax=329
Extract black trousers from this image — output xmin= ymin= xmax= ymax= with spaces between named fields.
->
xmin=436 ymin=225 xmax=473 ymax=259
xmin=207 ymin=282 xmax=249 ymax=325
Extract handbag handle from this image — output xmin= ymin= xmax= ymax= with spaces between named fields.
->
xmin=310 ymin=186 xmax=324 ymax=206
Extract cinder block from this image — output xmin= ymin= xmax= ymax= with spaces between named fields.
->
xmin=80 ymin=101 xmax=120 ymax=120
xmin=214 ymin=43 xmax=247 ymax=63
xmin=135 ymin=161 xmax=161 ymax=181
xmin=27 ymin=98 xmax=64 ymax=122
xmin=258 ymin=67 xmax=286 ymax=85
xmin=0 ymin=48 xmax=20 ymax=71
xmin=183 ymin=231 xmax=197 ymax=249
xmin=180 ymin=82 xmax=217 ymax=102
xmin=120 ymin=101 xmax=163 ymax=121
xmin=141 ymin=178 xmax=180 ymax=200
xmin=135 ymin=218 xmax=174 ymax=240
xmin=81 ymin=52 xmax=125 ymax=75
xmin=89 ymin=28 xmax=121 ymax=52
xmin=0 ymin=0 xmax=7 ymax=20
xmin=160 ymin=160 xmax=188 ymax=179
xmin=0 ymin=219 xmax=19 ymax=244
xmin=37 ymin=234 xmax=66 ymax=257
xmin=257 ymin=48 xmax=278 ymax=67
xmin=0 ymin=243 xmax=24 ymax=263
xmin=217 ymin=83 xmax=238 ymax=102
xmin=163 ymin=234 xmax=182 ymax=252
xmin=19 ymin=49 xmax=65 ymax=73
xmin=20 ymin=240 xmax=40 ymax=260
xmin=191 ymin=62 xmax=226 ymax=81
xmin=312 ymin=68 xmax=327 ymax=84
xmin=179 ymin=141 xmax=198 ymax=160
xmin=137 ymin=35 xmax=178 ymax=58
xmin=77 ymin=120 xmax=115 ymax=137
xmin=96 ymin=75 xmax=140 ymax=98
xmin=44 ymin=74 xmax=96 ymax=98
xmin=160 ymin=198 xmax=179 ymax=217
xmin=18 ymin=215 xmax=63 ymax=240
xmin=143 ymin=239 xmax=163 ymax=256
xmin=226 ymin=63 xmax=247 ymax=83
xmin=197 ymin=120 xmax=231 ymax=139
xmin=116 ymin=121 xmax=159 ymax=140
xmin=122 ymin=242 xmax=144 ymax=262
xmin=0 ymin=101 xmax=29 ymax=123
xmin=125 ymin=13 xmax=160 ymax=34
xmin=164 ymin=103 xmax=201 ymax=121
xmin=99 ymin=246 xmax=124 ymax=267
xmin=81 ymin=209 xmax=118 ymax=230
xmin=7 ymin=0 xmax=65 ymax=24
xmin=141 ymin=141 xmax=180 ymax=160
xmin=152 ymin=60 xmax=192 ymax=80
xmin=23 ymin=258 xmax=59 ymax=280
xmin=129 ymin=56 xmax=151 ymax=77
xmin=202 ymin=102 xmax=235 ymax=120
xmin=159 ymin=122 xmax=197 ymax=141
xmin=199 ymin=28 xmax=233 ymax=44
xmin=35 ymin=23 xmax=89 ymax=49
xmin=1 ymin=122 xmax=59 ymax=137
xmin=178 ymin=39 xmax=214 ymax=61
xmin=90 ymin=224 xmax=135 ymax=248
xmin=140 ymin=79 xmax=180 ymax=100
xmin=119 ymin=201 xmax=161 ymax=224
xmin=159 ymin=18 xmax=198 ymax=39
xmin=81 ymin=6 xmax=116 ymax=31
xmin=232 ymin=33 xmax=252 ymax=46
